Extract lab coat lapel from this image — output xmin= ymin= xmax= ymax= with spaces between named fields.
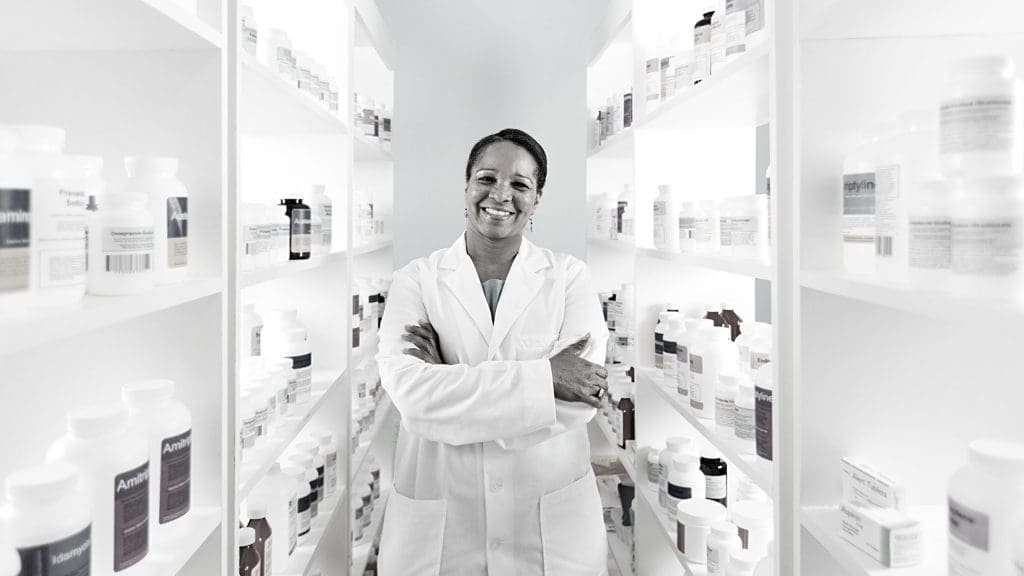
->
xmin=439 ymin=235 xmax=493 ymax=345
xmin=489 ymin=237 xmax=550 ymax=357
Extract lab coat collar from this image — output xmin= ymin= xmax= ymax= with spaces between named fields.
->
xmin=440 ymin=234 xmax=552 ymax=356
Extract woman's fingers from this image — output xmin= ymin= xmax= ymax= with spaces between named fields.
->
xmin=404 ymin=325 xmax=437 ymax=343
xmin=578 ymin=387 xmax=603 ymax=409
xmin=402 ymin=332 xmax=437 ymax=356
xmin=403 ymin=348 xmax=433 ymax=363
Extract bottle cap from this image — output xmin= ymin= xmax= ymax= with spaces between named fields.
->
xmin=13 ymin=125 xmax=65 ymax=153
xmin=285 ymin=327 xmax=307 ymax=342
xmin=729 ymin=548 xmax=763 ymax=570
xmin=755 ymin=363 xmax=774 ymax=389
xmin=676 ymin=498 xmax=727 ymax=527
xmin=125 ymin=156 xmax=178 ymax=177
xmin=710 ymin=519 xmax=738 ymax=539
xmin=311 ymin=184 xmax=326 ymax=194
xmin=672 ymin=452 xmax=699 ymax=471
xmin=238 ymin=527 xmax=256 ymax=546
xmin=67 ymin=404 xmax=129 ymax=438
xmin=122 ymin=379 xmax=175 ymax=407
xmin=312 ymin=430 xmax=334 ymax=445
xmin=246 ymin=499 xmax=268 ymax=519
xmin=731 ymin=500 xmax=774 ymax=529
xmin=62 ymin=155 xmax=104 ymax=177
xmin=665 ymin=436 xmax=693 ymax=454
xmin=969 ymin=440 xmax=1024 ymax=474
xmin=6 ymin=462 xmax=79 ymax=504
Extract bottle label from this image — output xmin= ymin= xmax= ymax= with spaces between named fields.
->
xmin=0 ymin=187 xmax=31 ymax=293
xmin=707 ymin=545 xmax=723 ymax=574
xmin=755 ymin=385 xmax=773 ymax=461
xmin=36 ymin=185 xmax=88 ymax=288
xmin=288 ymin=496 xmax=298 ymax=552
xmin=941 ymin=96 xmax=1016 ymax=154
xmin=735 ymin=406 xmax=755 ymax=441
xmin=297 ymin=494 xmax=311 ymax=535
xmin=666 ymin=483 xmax=693 ymax=521
xmin=715 ymin=396 xmax=735 ymax=428
xmin=242 ymin=22 xmax=257 ymax=49
xmin=948 ymin=497 xmax=990 ymax=576
xmin=647 ymin=462 xmax=661 ymax=485
xmin=655 ymin=332 xmax=664 ymax=368
xmin=951 ymin=216 xmax=1022 ymax=277
xmin=645 ymin=58 xmax=661 ymax=103
xmin=289 ymin=352 xmax=313 ymax=398
xmin=706 ymin=474 xmax=727 ymax=500
xmin=16 ymin=525 xmax=91 ymax=576
xmin=160 ymin=429 xmax=191 ymax=523
xmin=263 ymin=536 xmax=272 ymax=575
xmin=102 ymin=226 xmax=154 ymax=275
xmin=745 ymin=0 xmax=764 ymax=35
xmin=320 ymin=202 xmax=333 ymax=247
xmin=290 ymin=208 xmax=312 ymax=253
xmin=689 ymin=354 xmax=704 ymax=410
xmin=275 ymin=47 xmax=292 ymax=74
xmin=720 ymin=216 xmax=734 ymax=247
xmin=843 ymin=173 xmax=876 ymax=245
xmin=653 ymin=201 xmax=668 ymax=244
xmin=730 ymin=216 xmax=759 ymax=248
xmin=750 ymin=350 xmax=770 ymax=373
xmin=325 ymin=450 xmax=338 ymax=493
xmin=873 ymin=165 xmax=900 ymax=258
xmin=251 ymin=325 xmax=262 ymax=356
xmin=244 ymin=224 xmax=260 ymax=257
xmin=114 ymin=461 xmax=150 ymax=570
xmin=724 ymin=2 xmax=747 ymax=56
xmin=909 ymin=217 xmax=952 ymax=270
xmin=166 ymin=197 xmax=188 ymax=268
xmin=660 ymin=56 xmax=674 ymax=100
xmin=679 ymin=216 xmax=697 ymax=242
xmin=695 ymin=217 xmax=715 ymax=244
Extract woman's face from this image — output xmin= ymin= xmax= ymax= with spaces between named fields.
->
xmin=465 ymin=141 xmax=540 ymax=241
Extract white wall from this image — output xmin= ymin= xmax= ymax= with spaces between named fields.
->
xmin=378 ymin=0 xmax=606 ymax=267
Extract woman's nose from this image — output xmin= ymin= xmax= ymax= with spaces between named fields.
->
xmin=490 ymin=183 xmax=513 ymax=202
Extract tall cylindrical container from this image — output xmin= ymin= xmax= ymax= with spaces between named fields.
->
xmin=125 ymin=156 xmax=189 ymax=285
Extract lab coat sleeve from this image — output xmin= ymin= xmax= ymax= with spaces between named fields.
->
xmin=376 ymin=266 xmax=559 ymax=446
xmin=495 ymin=258 xmax=609 ymax=450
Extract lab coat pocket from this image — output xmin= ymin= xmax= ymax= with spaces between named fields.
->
xmin=539 ymin=469 xmax=608 ymax=575
xmin=378 ymin=489 xmax=447 ymax=576
xmin=517 ymin=333 xmax=558 ymax=360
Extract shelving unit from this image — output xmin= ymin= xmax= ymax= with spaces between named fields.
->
xmin=635 ymin=479 xmax=705 ymax=576
xmin=350 ymin=489 xmax=390 ymax=576
xmin=240 ymin=252 xmax=350 ymax=288
xmin=239 ymin=53 xmax=349 ymax=135
xmin=595 ymin=414 xmax=638 ymax=484
xmin=637 ymin=248 xmax=774 ymax=281
xmin=280 ymin=488 xmax=351 ymax=576
xmin=640 ymin=368 xmax=773 ymax=493
xmin=350 ymin=398 xmax=394 ymax=481
xmin=146 ymin=507 xmax=222 ymax=574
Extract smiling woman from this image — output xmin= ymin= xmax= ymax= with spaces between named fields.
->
xmin=374 ymin=128 xmax=612 ymax=575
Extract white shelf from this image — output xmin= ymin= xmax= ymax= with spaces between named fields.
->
xmin=351 ymin=398 xmax=394 ymax=481
xmin=801 ymin=505 xmax=945 ymax=576
xmin=350 ymin=489 xmax=390 ymax=576
xmin=240 ymin=53 xmax=349 ymax=135
xmin=140 ymin=507 xmax=221 ymax=573
xmin=799 ymin=270 xmax=1024 ymax=322
xmin=637 ymin=248 xmax=773 ymax=280
xmin=354 ymin=132 xmax=393 ymax=162
xmin=241 ymin=252 xmax=348 ymax=288
xmin=238 ymin=369 xmax=346 ymax=500
xmin=0 ymin=277 xmax=222 ymax=357
xmin=589 ymin=128 xmax=635 ymax=160
xmin=0 ymin=0 xmax=222 ymax=51
xmin=280 ymin=486 xmax=350 ymax=576
xmin=639 ymin=368 xmax=774 ymax=495
xmin=351 ymin=239 xmax=394 ymax=257
xmin=637 ymin=43 xmax=770 ymax=130
xmin=799 ymin=0 xmax=1024 ymax=40
xmin=636 ymin=477 xmax=706 ymax=576
xmin=587 ymin=237 xmax=635 ymax=252
xmin=595 ymin=415 xmax=638 ymax=485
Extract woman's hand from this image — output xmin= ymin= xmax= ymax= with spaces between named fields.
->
xmin=549 ymin=334 xmax=608 ymax=409
xmin=403 ymin=320 xmax=444 ymax=364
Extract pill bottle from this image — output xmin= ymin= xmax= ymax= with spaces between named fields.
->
xmin=663 ymin=317 xmax=686 ymax=388
xmin=618 ymin=390 xmax=635 ymax=450
xmin=695 ymin=200 xmax=722 ymax=253
xmin=2 ymin=462 xmax=91 ymax=576
xmin=245 ymin=500 xmax=273 ymax=576
xmin=948 ymin=440 xmax=1024 ymax=576
xmin=252 ymin=463 xmax=297 ymax=562
xmin=238 ymin=527 xmax=261 ymax=576
xmin=310 ymin=185 xmax=333 ymax=254
xmin=242 ymin=302 xmax=263 ymax=357
xmin=0 ymin=128 xmax=33 ymax=314
xmin=644 ymin=48 xmax=662 ymax=113
xmin=693 ymin=8 xmax=714 ymax=85
xmin=690 ymin=326 xmax=737 ymax=421
xmin=737 ymin=476 xmax=768 ymax=502
xmin=941 ymin=55 xmax=1023 ymax=178
xmin=367 ymin=454 xmax=382 ymax=498
xmin=730 ymin=500 xmax=774 ymax=555
xmin=654 ymin=310 xmax=674 ymax=369
xmin=708 ymin=520 xmax=742 ymax=575
xmin=679 ymin=201 xmax=700 ymax=253
xmin=289 ymin=453 xmax=318 ymax=519
xmin=296 ymin=441 xmax=326 ymax=501
xmin=723 ymin=0 xmax=746 ymax=61
xmin=754 ymin=364 xmax=774 ymax=464
xmin=122 ymin=379 xmax=192 ymax=543
xmin=748 ymin=327 xmax=772 ymax=377
xmin=754 ymin=542 xmax=774 ymax=576
xmin=240 ymin=5 xmax=258 ymax=57
xmin=653 ymin=184 xmax=679 ymax=251
xmin=87 ymin=192 xmax=155 ymax=295
xmin=677 ymin=498 xmax=728 ymax=563
xmin=278 ymin=328 xmax=312 ymax=403
xmin=647 ymin=445 xmax=664 ymax=486
xmin=674 ymin=50 xmax=695 ymax=93
xmin=261 ymin=29 xmax=295 ymax=84
xmin=269 ymin=204 xmax=289 ymax=263
xmin=736 ymin=322 xmax=768 ymax=370
xmin=16 ymin=126 xmax=90 ymax=308
xmin=46 ymin=404 xmax=149 ymax=573
xmin=357 ymin=484 xmax=373 ymax=528
xmin=125 ymin=156 xmax=188 ymax=285
xmin=659 ymin=436 xmax=696 ymax=509
xmin=728 ymin=548 xmax=762 ymax=576
xmin=734 ymin=383 xmax=756 ymax=453
xmin=265 ymin=360 xmax=292 ymax=414
xmin=240 ymin=397 xmax=257 ymax=458
xmin=710 ymin=0 xmax=727 ymax=75
xmin=907 ymin=179 xmax=952 ymax=291
xmin=842 ymin=123 xmax=898 ymax=275
xmin=679 ymin=318 xmax=714 ymax=397
xmin=280 ymin=198 xmax=311 ymax=260
xmin=283 ymin=466 xmax=310 ymax=537
xmin=351 ymin=495 xmax=365 ymax=541
xmin=950 ymin=176 xmax=1024 ymax=303
xmin=702 ymin=446 xmax=729 ymax=507
xmin=731 ymin=195 xmax=769 ymax=262
xmin=667 ymin=453 xmax=705 ymax=524
xmin=719 ymin=196 xmax=738 ymax=257
xmin=312 ymin=431 xmax=339 ymax=497
xmin=240 ymin=203 xmax=265 ymax=271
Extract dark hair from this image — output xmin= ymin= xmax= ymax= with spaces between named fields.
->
xmin=465 ymin=128 xmax=548 ymax=194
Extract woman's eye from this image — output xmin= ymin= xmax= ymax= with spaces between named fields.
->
xmin=478 ymin=176 xmax=495 ymax=184
xmin=513 ymin=182 xmax=529 ymax=190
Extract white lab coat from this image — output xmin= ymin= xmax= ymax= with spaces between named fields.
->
xmin=375 ymin=234 xmax=609 ymax=576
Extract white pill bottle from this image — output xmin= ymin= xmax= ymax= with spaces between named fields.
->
xmin=125 ymin=156 xmax=189 ymax=285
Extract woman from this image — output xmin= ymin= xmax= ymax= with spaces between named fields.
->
xmin=375 ymin=128 xmax=611 ymax=575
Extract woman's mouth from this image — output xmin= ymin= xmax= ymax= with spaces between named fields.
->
xmin=481 ymin=206 xmax=515 ymax=221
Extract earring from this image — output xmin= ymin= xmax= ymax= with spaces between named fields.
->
xmin=530 ymin=217 xmax=534 ymax=232
xmin=464 ymin=208 xmax=468 ymax=219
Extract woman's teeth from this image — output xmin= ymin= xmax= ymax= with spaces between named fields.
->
xmin=482 ymin=207 xmax=514 ymax=220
